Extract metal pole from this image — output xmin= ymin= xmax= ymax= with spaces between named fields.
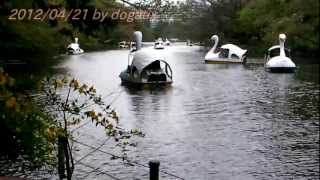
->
xmin=149 ymin=160 xmax=160 ymax=180
xmin=58 ymin=136 xmax=66 ymax=179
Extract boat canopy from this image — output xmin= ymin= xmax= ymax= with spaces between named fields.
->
xmin=267 ymin=45 xmax=291 ymax=57
xmin=131 ymin=49 xmax=166 ymax=73
xmin=220 ymin=44 xmax=247 ymax=58
xmin=268 ymin=45 xmax=291 ymax=52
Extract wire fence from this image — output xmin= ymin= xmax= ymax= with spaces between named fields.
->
xmin=65 ymin=87 xmax=185 ymax=179
xmin=77 ymin=161 xmax=122 ymax=180
xmin=72 ymin=138 xmax=185 ymax=180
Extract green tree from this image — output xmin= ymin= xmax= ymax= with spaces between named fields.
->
xmin=0 ymin=67 xmax=57 ymax=174
xmin=237 ymin=0 xmax=319 ymax=56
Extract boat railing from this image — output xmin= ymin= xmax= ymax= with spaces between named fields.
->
xmin=163 ymin=61 xmax=173 ymax=79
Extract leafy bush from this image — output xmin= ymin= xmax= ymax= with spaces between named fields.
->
xmin=0 ymin=67 xmax=57 ymax=175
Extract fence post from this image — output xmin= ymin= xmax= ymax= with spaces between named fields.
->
xmin=58 ymin=136 xmax=66 ymax=179
xmin=149 ymin=160 xmax=160 ymax=180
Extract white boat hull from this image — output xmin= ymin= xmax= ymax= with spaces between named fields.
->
xmin=119 ymin=71 xmax=172 ymax=85
xmin=265 ymin=56 xmax=296 ymax=73
xmin=205 ymin=58 xmax=244 ymax=64
xmin=68 ymin=50 xmax=84 ymax=55
xmin=205 ymin=53 xmax=246 ymax=64
xmin=154 ymin=45 xmax=164 ymax=49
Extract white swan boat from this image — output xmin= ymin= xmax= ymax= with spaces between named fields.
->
xmin=204 ymin=35 xmax=247 ymax=64
xmin=186 ymin=40 xmax=193 ymax=46
xmin=119 ymin=32 xmax=173 ymax=85
xmin=67 ymin=37 xmax=84 ymax=55
xmin=165 ymin=38 xmax=171 ymax=46
xmin=119 ymin=41 xmax=129 ymax=48
xmin=265 ymin=34 xmax=296 ymax=73
xmin=154 ymin=38 xmax=165 ymax=49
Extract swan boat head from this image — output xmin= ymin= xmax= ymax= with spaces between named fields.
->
xmin=132 ymin=31 xmax=142 ymax=51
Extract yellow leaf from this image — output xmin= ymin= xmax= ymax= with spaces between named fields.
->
xmin=0 ymin=74 xmax=7 ymax=86
xmin=5 ymin=97 xmax=17 ymax=109
xmin=16 ymin=127 xmax=21 ymax=133
xmin=8 ymin=77 xmax=15 ymax=87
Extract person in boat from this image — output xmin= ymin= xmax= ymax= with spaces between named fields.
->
xmin=219 ymin=48 xmax=229 ymax=58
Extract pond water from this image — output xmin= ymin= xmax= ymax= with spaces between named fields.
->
xmin=56 ymin=44 xmax=319 ymax=180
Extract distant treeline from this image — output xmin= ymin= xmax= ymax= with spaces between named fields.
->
xmin=0 ymin=0 xmax=319 ymax=61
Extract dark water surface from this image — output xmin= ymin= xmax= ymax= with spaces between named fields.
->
xmin=56 ymin=44 xmax=319 ymax=180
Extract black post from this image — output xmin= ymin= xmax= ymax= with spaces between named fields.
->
xmin=58 ymin=136 xmax=66 ymax=179
xmin=63 ymin=137 xmax=72 ymax=180
xmin=149 ymin=160 xmax=160 ymax=180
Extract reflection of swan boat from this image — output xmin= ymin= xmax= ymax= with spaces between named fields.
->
xmin=205 ymin=35 xmax=247 ymax=64
xmin=265 ymin=34 xmax=296 ymax=73
xmin=67 ymin=37 xmax=84 ymax=55
xmin=119 ymin=32 xmax=173 ymax=85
